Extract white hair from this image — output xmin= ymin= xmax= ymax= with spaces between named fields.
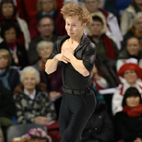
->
xmin=133 ymin=12 xmax=142 ymax=25
xmin=36 ymin=41 xmax=54 ymax=53
xmin=20 ymin=66 xmax=40 ymax=84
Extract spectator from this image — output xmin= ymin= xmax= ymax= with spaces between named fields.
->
xmin=87 ymin=13 xmax=119 ymax=88
xmin=33 ymin=41 xmax=62 ymax=100
xmin=0 ymin=87 xmax=16 ymax=141
xmin=0 ymin=49 xmax=20 ymax=91
xmin=87 ymin=13 xmax=118 ymax=66
xmin=121 ymin=0 xmax=142 ymax=36
xmin=13 ymin=66 xmax=56 ymax=124
xmin=122 ymin=12 xmax=142 ymax=49
xmin=117 ymin=36 xmax=142 ymax=71
xmin=28 ymin=15 xmax=58 ymax=64
xmin=0 ymin=23 xmax=28 ymax=69
xmin=112 ymin=63 xmax=142 ymax=115
xmin=115 ymin=87 xmax=142 ymax=142
xmin=29 ymin=0 xmax=66 ymax=39
xmin=84 ymin=0 xmax=123 ymax=49
xmin=36 ymin=0 xmax=66 ymax=36
xmin=0 ymin=0 xmax=31 ymax=50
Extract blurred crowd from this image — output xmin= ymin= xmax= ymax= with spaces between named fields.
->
xmin=0 ymin=0 xmax=142 ymax=142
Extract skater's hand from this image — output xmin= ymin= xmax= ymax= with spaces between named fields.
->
xmin=54 ymin=53 xmax=70 ymax=64
xmin=62 ymin=47 xmax=74 ymax=59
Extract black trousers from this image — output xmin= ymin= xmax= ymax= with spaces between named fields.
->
xmin=59 ymin=89 xmax=96 ymax=142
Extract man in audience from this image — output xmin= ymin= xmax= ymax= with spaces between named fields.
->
xmin=28 ymin=15 xmax=58 ymax=64
xmin=84 ymin=0 xmax=123 ymax=49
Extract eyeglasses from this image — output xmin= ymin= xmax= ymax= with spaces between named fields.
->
xmin=39 ymin=24 xmax=53 ymax=28
xmin=90 ymin=23 xmax=102 ymax=27
xmin=85 ymin=0 xmax=98 ymax=5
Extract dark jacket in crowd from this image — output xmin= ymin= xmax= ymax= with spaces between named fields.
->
xmin=0 ymin=87 xmax=16 ymax=119
xmin=81 ymin=105 xmax=114 ymax=142
xmin=115 ymin=112 xmax=142 ymax=142
xmin=0 ymin=67 xmax=20 ymax=91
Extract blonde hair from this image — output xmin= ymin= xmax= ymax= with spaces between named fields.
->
xmin=0 ymin=49 xmax=11 ymax=66
xmin=37 ymin=0 xmax=57 ymax=12
xmin=61 ymin=3 xmax=92 ymax=26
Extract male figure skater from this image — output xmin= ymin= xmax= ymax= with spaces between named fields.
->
xmin=45 ymin=3 xmax=96 ymax=142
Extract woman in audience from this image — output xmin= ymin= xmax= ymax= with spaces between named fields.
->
xmin=0 ymin=49 xmax=20 ymax=91
xmin=117 ymin=36 xmax=142 ymax=71
xmin=121 ymin=0 xmax=142 ymax=36
xmin=115 ymin=87 xmax=142 ymax=142
xmin=112 ymin=62 xmax=142 ymax=115
xmin=33 ymin=41 xmax=62 ymax=100
xmin=122 ymin=12 xmax=142 ymax=49
xmin=0 ymin=23 xmax=28 ymax=69
xmin=0 ymin=0 xmax=31 ymax=50
xmin=13 ymin=66 xmax=56 ymax=124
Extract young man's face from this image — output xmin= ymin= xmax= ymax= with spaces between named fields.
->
xmin=65 ymin=16 xmax=86 ymax=39
xmin=89 ymin=20 xmax=103 ymax=36
xmin=85 ymin=0 xmax=99 ymax=13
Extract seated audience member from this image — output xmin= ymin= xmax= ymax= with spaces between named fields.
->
xmin=29 ymin=0 xmax=66 ymax=39
xmin=0 ymin=0 xmax=31 ymax=50
xmin=0 ymin=23 xmax=28 ymax=68
xmin=33 ymin=41 xmax=62 ymax=100
xmin=123 ymin=12 xmax=142 ymax=49
xmin=112 ymin=63 xmax=142 ymax=115
xmin=0 ymin=49 xmax=20 ymax=91
xmin=0 ymin=87 xmax=16 ymax=141
xmin=121 ymin=0 xmax=142 ymax=36
xmin=84 ymin=0 xmax=123 ymax=49
xmin=13 ymin=66 xmax=56 ymax=124
xmin=28 ymin=15 xmax=58 ymax=64
xmin=87 ymin=13 xmax=119 ymax=67
xmin=81 ymin=85 xmax=114 ymax=142
xmin=117 ymin=37 xmax=142 ymax=71
xmin=115 ymin=87 xmax=142 ymax=142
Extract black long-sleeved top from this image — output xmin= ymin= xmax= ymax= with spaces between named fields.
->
xmin=49 ymin=34 xmax=96 ymax=90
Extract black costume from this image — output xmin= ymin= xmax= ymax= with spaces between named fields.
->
xmin=49 ymin=34 xmax=96 ymax=142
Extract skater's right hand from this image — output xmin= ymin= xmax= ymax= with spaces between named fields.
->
xmin=54 ymin=53 xmax=70 ymax=64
